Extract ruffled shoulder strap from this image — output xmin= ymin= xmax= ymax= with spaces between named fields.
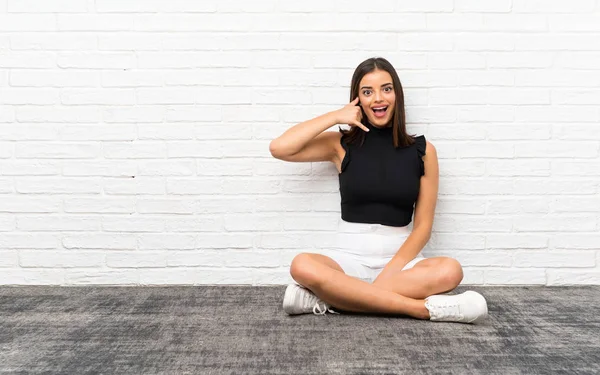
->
xmin=339 ymin=131 xmax=351 ymax=173
xmin=415 ymin=135 xmax=426 ymax=176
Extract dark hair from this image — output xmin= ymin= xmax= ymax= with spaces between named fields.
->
xmin=338 ymin=57 xmax=416 ymax=148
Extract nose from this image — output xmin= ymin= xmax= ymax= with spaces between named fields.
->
xmin=374 ymin=90 xmax=383 ymax=102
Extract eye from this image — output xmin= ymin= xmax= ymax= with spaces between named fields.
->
xmin=384 ymin=86 xmax=393 ymax=92
xmin=362 ymin=90 xmax=372 ymax=96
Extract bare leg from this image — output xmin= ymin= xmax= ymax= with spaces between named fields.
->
xmin=294 ymin=261 xmax=430 ymax=319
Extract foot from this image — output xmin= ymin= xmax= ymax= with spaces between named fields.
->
xmin=282 ymin=283 xmax=340 ymax=316
xmin=424 ymin=291 xmax=488 ymax=324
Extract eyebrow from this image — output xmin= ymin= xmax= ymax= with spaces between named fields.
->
xmin=360 ymin=83 xmax=393 ymax=89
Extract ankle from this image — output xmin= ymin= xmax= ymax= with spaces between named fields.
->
xmin=418 ymin=300 xmax=431 ymax=320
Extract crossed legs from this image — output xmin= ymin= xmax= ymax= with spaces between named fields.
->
xmin=289 ymin=253 xmax=463 ymax=320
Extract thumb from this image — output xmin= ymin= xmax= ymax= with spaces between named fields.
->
xmin=350 ymin=97 xmax=359 ymax=105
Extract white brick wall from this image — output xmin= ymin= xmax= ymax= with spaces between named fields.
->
xmin=0 ymin=0 xmax=599 ymax=286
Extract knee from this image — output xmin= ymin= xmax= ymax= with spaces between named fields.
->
xmin=438 ymin=257 xmax=463 ymax=288
xmin=289 ymin=253 xmax=322 ymax=288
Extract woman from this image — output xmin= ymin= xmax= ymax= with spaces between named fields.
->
xmin=269 ymin=57 xmax=488 ymax=324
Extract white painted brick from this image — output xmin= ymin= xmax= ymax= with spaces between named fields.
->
xmin=487 ymin=199 xmax=549 ymax=215
xmin=547 ymin=270 xmax=600 ymax=285
xmin=256 ymin=233 xmax=313 ymax=249
xmin=0 ymin=197 xmax=60 ymax=213
xmin=61 ymin=89 xmax=135 ymax=106
xmin=554 ymin=124 xmax=600 ymax=140
xmin=486 ymin=234 xmax=548 ymax=249
xmin=455 ymin=0 xmax=511 ymax=12
xmin=66 ymin=270 xmax=139 ymax=285
xmin=138 ymin=234 xmax=195 ymax=250
xmin=137 ymin=199 xmax=194 ymax=214
xmin=458 ymin=70 xmax=514 ymax=86
xmin=11 ymin=70 xmax=100 ymax=87
xmin=103 ymin=217 xmax=165 ymax=233
xmin=552 ymin=161 xmax=600 ymax=176
xmin=16 ymin=143 xmax=100 ymax=159
xmin=396 ymin=34 xmax=452 ymax=51
xmin=438 ymin=160 xmax=485 ymax=176
xmin=516 ymin=106 xmax=598 ymax=122
xmin=436 ymin=198 xmax=486 ymax=214
xmin=516 ymin=142 xmax=598 ymax=158
xmin=140 ymin=162 xmax=195 ymax=177
xmin=62 ymin=161 xmax=137 ymax=177
xmin=484 ymin=269 xmax=546 ymax=285
xmin=137 ymin=124 xmax=194 ymax=140
xmin=17 ymin=216 xmax=99 ymax=231
xmin=16 ymin=178 xmax=101 ymax=194
xmin=0 ymin=215 xmax=14 ymax=231
xmin=0 ymin=161 xmax=59 ymax=176
xmin=106 ymin=251 xmax=167 ymax=268
xmin=457 ymin=143 xmax=514 ymax=158
xmin=0 ymin=15 xmax=55 ymax=31
xmin=104 ymin=178 xmax=166 ymax=195
xmin=426 ymin=14 xmax=483 ymax=31
xmin=428 ymin=233 xmax=486 ymax=250
xmin=163 ymin=216 xmax=223 ymax=232
xmin=428 ymin=53 xmax=487 ymax=70
xmin=102 ymin=70 xmax=162 ymax=87
xmin=459 ymin=270 xmax=485 ymax=285
xmin=11 ymin=34 xmax=96 ymax=50
xmin=220 ymin=178 xmax=281 ymax=195
xmin=432 ymin=216 xmax=512 ymax=233
xmin=514 ymin=250 xmax=595 ymax=268
xmin=194 ymin=197 xmax=253 ymax=214
xmin=516 ymin=70 xmax=600 ymax=87
xmin=283 ymin=213 xmax=339 ymax=231
xmin=487 ymin=124 xmax=551 ymax=140
xmin=64 ymin=198 xmax=135 ymax=213
xmin=436 ymin=250 xmax=512 ymax=267
xmin=514 ymin=216 xmax=596 ymax=232
xmin=513 ymin=180 xmax=596 ymax=195
xmin=549 ymin=15 xmax=600 ymax=31
xmin=553 ymin=197 xmax=600 ymax=213
xmin=198 ymin=233 xmax=253 ymax=249
xmin=513 ymin=0 xmax=596 ymax=13
xmin=487 ymin=160 xmax=550 ymax=176
xmin=0 ymin=251 xmax=18 ymax=267
xmin=427 ymin=124 xmax=486 ymax=140
xmin=458 ymin=106 xmax=514 ymax=122
xmin=0 ymin=233 xmax=60 ymax=249
xmin=166 ymin=178 xmax=222 ymax=194
xmin=20 ymin=251 xmax=104 ymax=268
xmin=103 ymin=106 xmax=165 ymax=123
xmin=482 ymin=15 xmax=547 ymax=32
xmin=166 ymin=107 xmax=221 ymax=122
xmin=63 ymin=234 xmax=136 ymax=250
xmin=0 ymin=141 xmax=12 ymax=158
xmin=197 ymin=159 xmax=254 ymax=176
xmin=551 ymin=234 xmax=600 ymax=250
xmin=166 ymin=142 xmax=221 ymax=158
xmin=104 ymin=142 xmax=167 ymax=159
xmin=0 ymin=178 xmax=13 ymax=193
xmin=0 ymin=106 xmax=15 ymax=122
xmin=8 ymin=0 xmax=87 ymax=12
xmin=0 ymin=269 xmax=64 ymax=285
xmin=442 ymin=178 xmax=513 ymax=195
xmin=17 ymin=106 xmax=102 ymax=123
xmin=60 ymin=125 xmax=136 ymax=141
xmin=488 ymin=52 xmax=553 ymax=69
xmin=0 ymin=88 xmax=58 ymax=105
xmin=283 ymin=179 xmax=339 ymax=193
xmin=167 ymin=250 xmax=281 ymax=268
xmin=58 ymin=15 xmax=133 ymax=31
xmin=224 ymin=214 xmax=283 ymax=231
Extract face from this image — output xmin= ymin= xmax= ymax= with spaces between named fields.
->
xmin=357 ymin=69 xmax=396 ymax=128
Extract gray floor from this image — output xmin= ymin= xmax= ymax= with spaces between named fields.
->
xmin=0 ymin=285 xmax=598 ymax=375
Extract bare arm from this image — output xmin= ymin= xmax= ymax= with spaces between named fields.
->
xmin=269 ymin=97 xmax=367 ymax=161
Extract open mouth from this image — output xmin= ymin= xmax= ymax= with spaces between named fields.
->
xmin=372 ymin=106 xmax=388 ymax=118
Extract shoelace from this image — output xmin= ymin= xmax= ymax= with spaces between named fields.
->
xmin=426 ymin=297 xmax=463 ymax=320
xmin=313 ymin=302 xmax=340 ymax=315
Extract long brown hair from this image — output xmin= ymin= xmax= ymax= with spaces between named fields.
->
xmin=339 ymin=57 xmax=416 ymax=148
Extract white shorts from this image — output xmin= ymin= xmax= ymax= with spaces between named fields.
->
xmin=320 ymin=220 xmax=427 ymax=283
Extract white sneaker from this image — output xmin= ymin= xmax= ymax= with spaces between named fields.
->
xmin=283 ymin=283 xmax=340 ymax=316
xmin=424 ymin=291 xmax=488 ymax=324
